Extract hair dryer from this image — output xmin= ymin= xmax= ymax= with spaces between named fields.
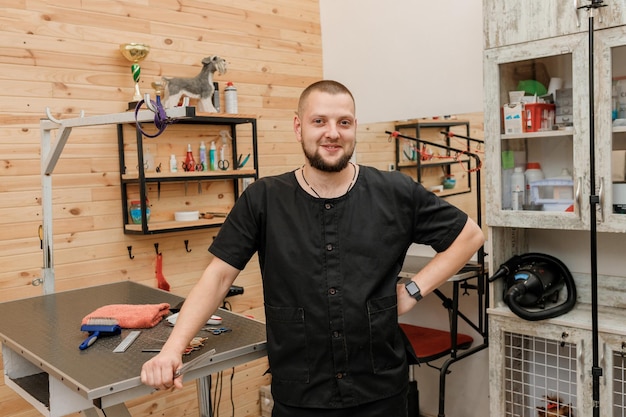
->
xmin=490 ymin=253 xmax=577 ymax=321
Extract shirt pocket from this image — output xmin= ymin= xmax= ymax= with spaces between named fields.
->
xmin=367 ymin=295 xmax=404 ymax=373
xmin=265 ymin=304 xmax=310 ymax=383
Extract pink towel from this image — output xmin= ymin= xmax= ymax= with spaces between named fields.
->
xmin=82 ymin=303 xmax=170 ymax=329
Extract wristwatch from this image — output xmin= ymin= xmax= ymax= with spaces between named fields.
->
xmin=405 ymin=280 xmax=423 ymax=301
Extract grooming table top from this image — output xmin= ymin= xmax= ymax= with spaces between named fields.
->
xmin=398 ymin=255 xmax=483 ymax=281
xmin=0 ymin=281 xmax=266 ymax=408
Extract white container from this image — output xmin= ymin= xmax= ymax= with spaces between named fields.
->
xmin=511 ymin=167 xmax=525 ymax=210
xmin=530 ymin=178 xmax=574 ymax=204
xmin=169 ymin=154 xmax=177 ymax=173
xmin=524 ymin=162 xmax=544 ymax=204
xmin=174 ymin=211 xmax=199 ymax=221
xmin=224 ymin=81 xmax=238 ymax=114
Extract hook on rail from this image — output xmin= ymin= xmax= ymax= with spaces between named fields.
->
xmin=45 ymin=107 xmax=85 ymax=124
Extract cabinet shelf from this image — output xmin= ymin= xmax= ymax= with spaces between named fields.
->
xmin=500 ymin=129 xmax=574 ymax=140
xmin=117 ymin=108 xmax=258 ymax=235
xmin=121 ymin=168 xmax=256 ymax=181
xmin=124 ymin=217 xmax=226 ymax=234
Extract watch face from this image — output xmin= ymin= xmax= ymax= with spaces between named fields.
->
xmin=405 ymin=281 xmax=422 ymax=300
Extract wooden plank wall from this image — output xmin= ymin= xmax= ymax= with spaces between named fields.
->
xmin=0 ymin=1 xmax=484 ymax=416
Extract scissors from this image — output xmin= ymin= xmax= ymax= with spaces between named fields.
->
xmin=218 ymin=159 xmax=230 ymax=170
xmin=236 ymin=153 xmax=251 ymax=169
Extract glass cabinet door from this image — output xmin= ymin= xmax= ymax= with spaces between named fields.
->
xmin=484 ymin=33 xmax=589 ymax=230
xmin=596 ymin=27 xmax=626 ymax=233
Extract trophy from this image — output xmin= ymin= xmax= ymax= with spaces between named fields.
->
xmin=120 ymin=43 xmax=150 ymax=107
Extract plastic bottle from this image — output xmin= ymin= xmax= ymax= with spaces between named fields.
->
xmin=199 ymin=141 xmax=207 ymax=171
xmin=224 ymin=81 xmax=238 ymax=114
xmin=169 ymin=154 xmax=177 ymax=173
xmin=524 ymin=162 xmax=544 ymax=204
xmin=185 ymin=144 xmax=195 ymax=171
xmin=209 ymin=141 xmax=217 ymax=171
xmin=219 ymin=130 xmax=230 ymax=168
xmin=143 ymin=145 xmax=155 ymax=172
xmin=511 ymin=167 xmax=525 ymax=210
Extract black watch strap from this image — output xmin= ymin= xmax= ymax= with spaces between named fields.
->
xmin=405 ymin=280 xmax=423 ymax=301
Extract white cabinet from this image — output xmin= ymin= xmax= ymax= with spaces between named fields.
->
xmin=484 ymin=0 xmax=626 ymax=49
xmin=485 ymin=4 xmax=626 ymax=417
xmin=484 ymin=33 xmax=590 ymax=230
xmin=489 ymin=314 xmax=591 ymax=417
xmin=490 ymin=309 xmax=626 ymax=417
xmin=599 ymin=331 xmax=626 ymax=416
xmin=595 ymin=26 xmax=626 ymax=232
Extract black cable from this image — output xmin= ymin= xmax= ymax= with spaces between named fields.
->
xmin=230 ymin=367 xmax=235 ymax=417
xmin=213 ymin=371 xmax=223 ymax=416
xmin=208 ymin=374 xmax=214 ymax=417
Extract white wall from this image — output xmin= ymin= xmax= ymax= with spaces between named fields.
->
xmin=319 ymin=0 xmax=484 ymax=124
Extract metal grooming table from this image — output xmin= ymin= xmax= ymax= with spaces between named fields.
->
xmin=399 ymin=255 xmax=488 ymax=417
xmin=0 ymin=281 xmax=267 ymax=417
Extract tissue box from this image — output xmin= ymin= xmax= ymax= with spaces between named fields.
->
xmin=503 ymin=103 xmax=524 ymax=134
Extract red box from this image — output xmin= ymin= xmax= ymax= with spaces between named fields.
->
xmin=524 ymin=103 xmax=555 ymax=132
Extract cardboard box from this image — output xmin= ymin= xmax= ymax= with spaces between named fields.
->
xmin=503 ymin=103 xmax=524 ymax=134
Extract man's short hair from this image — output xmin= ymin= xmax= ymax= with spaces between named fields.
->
xmin=297 ymin=80 xmax=355 ymax=116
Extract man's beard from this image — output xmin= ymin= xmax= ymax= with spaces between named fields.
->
xmin=302 ymin=143 xmax=354 ymax=173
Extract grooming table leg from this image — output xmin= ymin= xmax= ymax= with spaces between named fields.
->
xmin=197 ymin=375 xmax=212 ymax=417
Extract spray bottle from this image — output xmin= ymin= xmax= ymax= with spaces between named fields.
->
xmin=219 ymin=130 xmax=231 ymax=169
xmin=185 ymin=144 xmax=195 ymax=172
xmin=209 ymin=141 xmax=217 ymax=171
xmin=199 ymin=141 xmax=207 ymax=171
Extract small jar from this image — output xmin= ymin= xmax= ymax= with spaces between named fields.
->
xmin=129 ymin=200 xmax=150 ymax=224
xmin=442 ymin=175 xmax=456 ymax=189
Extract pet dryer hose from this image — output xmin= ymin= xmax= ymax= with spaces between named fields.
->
xmin=494 ymin=253 xmax=577 ymax=321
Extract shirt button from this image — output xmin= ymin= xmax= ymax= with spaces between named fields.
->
xmin=332 ymin=330 xmax=341 ymax=337
xmin=336 ymin=372 xmax=344 ymax=379
xmin=325 ymin=203 xmax=333 ymax=210
xmin=328 ymin=288 xmax=337 ymax=295
xmin=326 ymin=244 xmax=333 ymax=251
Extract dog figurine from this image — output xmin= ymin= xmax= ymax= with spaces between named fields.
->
xmin=162 ymin=55 xmax=227 ymax=113
xmin=536 ymin=395 xmax=574 ymax=417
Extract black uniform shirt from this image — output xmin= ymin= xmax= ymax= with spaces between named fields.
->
xmin=209 ymin=165 xmax=468 ymax=408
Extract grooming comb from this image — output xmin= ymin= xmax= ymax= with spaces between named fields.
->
xmin=79 ymin=317 xmax=121 ymax=350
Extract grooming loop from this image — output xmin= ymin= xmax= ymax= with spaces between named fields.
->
xmin=134 ymin=93 xmax=175 ymax=138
